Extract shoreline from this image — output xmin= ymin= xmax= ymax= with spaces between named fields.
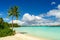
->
xmin=0 ymin=33 xmax=51 ymax=40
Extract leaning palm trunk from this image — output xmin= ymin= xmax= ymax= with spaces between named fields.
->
xmin=12 ymin=16 xmax=13 ymax=30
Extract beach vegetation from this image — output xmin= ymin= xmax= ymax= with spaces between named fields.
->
xmin=0 ymin=17 xmax=20 ymax=37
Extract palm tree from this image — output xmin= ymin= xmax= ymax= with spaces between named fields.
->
xmin=8 ymin=6 xmax=20 ymax=30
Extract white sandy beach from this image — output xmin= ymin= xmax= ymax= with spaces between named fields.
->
xmin=0 ymin=33 xmax=50 ymax=40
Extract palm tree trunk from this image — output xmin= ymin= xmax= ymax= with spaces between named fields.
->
xmin=12 ymin=16 xmax=13 ymax=30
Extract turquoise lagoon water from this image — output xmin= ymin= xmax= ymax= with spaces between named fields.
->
xmin=14 ymin=26 xmax=60 ymax=40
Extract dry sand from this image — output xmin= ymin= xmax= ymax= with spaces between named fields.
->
xmin=0 ymin=33 xmax=50 ymax=40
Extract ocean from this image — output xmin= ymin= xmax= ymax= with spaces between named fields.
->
xmin=14 ymin=26 xmax=60 ymax=40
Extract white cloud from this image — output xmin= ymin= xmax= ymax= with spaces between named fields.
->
xmin=3 ymin=18 xmax=9 ymax=21
xmin=22 ymin=13 xmax=42 ymax=21
xmin=51 ymin=2 xmax=56 ymax=5
xmin=47 ymin=4 xmax=60 ymax=18
xmin=57 ymin=5 xmax=60 ymax=9
xmin=47 ymin=9 xmax=60 ymax=18
xmin=9 ymin=20 xmax=24 ymax=25
xmin=21 ymin=13 xmax=53 ymax=25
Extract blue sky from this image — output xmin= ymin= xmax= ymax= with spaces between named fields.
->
xmin=0 ymin=0 xmax=60 ymax=25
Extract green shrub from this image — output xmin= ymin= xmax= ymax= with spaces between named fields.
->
xmin=0 ymin=28 xmax=15 ymax=37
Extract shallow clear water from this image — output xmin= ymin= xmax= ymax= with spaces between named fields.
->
xmin=14 ymin=26 xmax=60 ymax=40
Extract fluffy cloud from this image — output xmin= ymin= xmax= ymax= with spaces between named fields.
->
xmin=47 ymin=9 xmax=60 ymax=18
xmin=57 ymin=5 xmax=60 ymax=9
xmin=3 ymin=18 xmax=9 ymax=21
xmin=22 ymin=13 xmax=42 ymax=21
xmin=22 ymin=13 xmax=43 ymax=25
xmin=51 ymin=2 xmax=56 ymax=5
xmin=9 ymin=13 xmax=52 ymax=25
xmin=18 ymin=13 xmax=54 ymax=25
xmin=47 ymin=4 xmax=60 ymax=18
xmin=9 ymin=20 xmax=24 ymax=25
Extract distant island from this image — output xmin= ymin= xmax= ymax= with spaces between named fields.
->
xmin=21 ymin=25 xmax=60 ymax=27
